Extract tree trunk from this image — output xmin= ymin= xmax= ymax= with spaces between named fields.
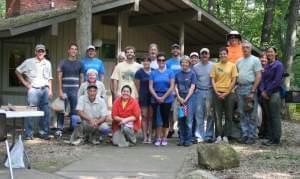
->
xmin=76 ymin=0 xmax=92 ymax=57
xmin=284 ymin=0 xmax=299 ymax=89
xmin=208 ymin=0 xmax=216 ymax=15
xmin=260 ymin=0 xmax=276 ymax=47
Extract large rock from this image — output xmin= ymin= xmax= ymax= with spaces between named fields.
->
xmin=197 ymin=144 xmax=240 ymax=170
xmin=182 ymin=170 xmax=218 ymax=179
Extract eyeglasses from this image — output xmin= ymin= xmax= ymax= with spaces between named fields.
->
xmin=157 ymin=59 xmax=166 ymax=62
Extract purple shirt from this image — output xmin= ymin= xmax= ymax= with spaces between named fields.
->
xmin=259 ymin=60 xmax=283 ymax=95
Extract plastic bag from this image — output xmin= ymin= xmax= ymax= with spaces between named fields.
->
xmin=5 ymin=135 xmax=25 ymax=168
xmin=51 ymin=97 xmax=65 ymax=112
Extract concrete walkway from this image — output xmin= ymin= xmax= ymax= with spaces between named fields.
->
xmin=0 ymin=138 xmax=190 ymax=179
xmin=56 ymin=139 xmax=189 ymax=179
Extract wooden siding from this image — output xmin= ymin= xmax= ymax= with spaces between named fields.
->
xmin=0 ymin=13 xmax=173 ymax=106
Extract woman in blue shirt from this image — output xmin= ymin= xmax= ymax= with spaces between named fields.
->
xmin=135 ymin=56 xmax=153 ymax=144
xmin=149 ymin=53 xmax=175 ymax=146
xmin=175 ymin=56 xmax=196 ymax=146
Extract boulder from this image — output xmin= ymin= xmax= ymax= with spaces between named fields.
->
xmin=182 ymin=170 xmax=218 ymax=179
xmin=197 ymin=144 xmax=240 ymax=170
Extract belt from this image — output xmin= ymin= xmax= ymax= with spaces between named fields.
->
xmin=32 ymin=86 xmax=48 ymax=90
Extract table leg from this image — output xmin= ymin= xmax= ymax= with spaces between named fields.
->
xmin=5 ymin=140 xmax=14 ymax=179
xmin=12 ymin=118 xmax=16 ymax=146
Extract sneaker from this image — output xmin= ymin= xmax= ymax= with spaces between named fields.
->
xmin=147 ymin=137 xmax=152 ymax=144
xmin=91 ymin=139 xmax=100 ymax=145
xmin=143 ymin=138 xmax=148 ymax=144
xmin=71 ymin=138 xmax=82 ymax=146
xmin=223 ymin=136 xmax=229 ymax=143
xmin=154 ymin=138 xmax=161 ymax=146
xmin=197 ymin=137 xmax=204 ymax=143
xmin=161 ymin=138 xmax=168 ymax=146
xmin=55 ymin=130 xmax=62 ymax=138
xmin=215 ymin=136 xmax=222 ymax=144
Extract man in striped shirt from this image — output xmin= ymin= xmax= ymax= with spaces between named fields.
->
xmin=56 ymin=43 xmax=84 ymax=136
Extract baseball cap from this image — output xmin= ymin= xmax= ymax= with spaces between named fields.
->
xmin=86 ymin=45 xmax=96 ymax=51
xmin=200 ymin=48 xmax=210 ymax=54
xmin=227 ymin=30 xmax=242 ymax=40
xmin=35 ymin=44 xmax=46 ymax=51
xmin=171 ymin=43 xmax=180 ymax=49
xmin=87 ymin=83 xmax=98 ymax=90
xmin=190 ymin=52 xmax=199 ymax=57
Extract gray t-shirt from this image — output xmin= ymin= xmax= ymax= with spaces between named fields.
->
xmin=193 ymin=61 xmax=213 ymax=90
xmin=236 ymin=55 xmax=262 ymax=84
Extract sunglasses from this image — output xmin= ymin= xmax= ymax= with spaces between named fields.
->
xmin=157 ymin=59 xmax=166 ymax=62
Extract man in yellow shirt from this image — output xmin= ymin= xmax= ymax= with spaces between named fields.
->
xmin=227 ymin=31 xmax=243 ymax=64
xmin=210 ymin=47 xmax=238 ymax=143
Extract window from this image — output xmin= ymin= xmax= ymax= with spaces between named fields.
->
xmin=3 ymin=42 xmax=32 ymax=89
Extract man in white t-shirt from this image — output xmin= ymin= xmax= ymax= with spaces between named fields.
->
xmin=111 ymin=46 xmax=142 ymax=99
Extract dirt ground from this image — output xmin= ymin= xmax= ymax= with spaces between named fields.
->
xmin=179 ymin=120 xmax=300 ymax=179
xmin=0 ymin=120 xmax=300 ymax=178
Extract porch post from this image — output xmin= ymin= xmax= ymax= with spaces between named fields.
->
xmin=76 ymin=0 xmax=92 ymax=57
xmin=116 ymin=12 xmax=123 ymax=56
xmin=179 ymin=23 xmax=185 ymax=56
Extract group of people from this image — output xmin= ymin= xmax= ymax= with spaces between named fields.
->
xmin=15 ymin=30 xmax=284 ymax=147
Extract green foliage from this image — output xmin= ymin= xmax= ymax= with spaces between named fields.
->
xmin=191 ymin=0 xmax=290 ymax=58
xmin=0 ymin=0 xmax=5 ymax=18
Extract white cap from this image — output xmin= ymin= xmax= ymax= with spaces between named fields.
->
xmin=190 ymin=52 xmax=199 ymax=57
xmin=228 ymin=30 xmax=240 ymax=36
xmin=86 ymin=45 xmax=96 ymax=51
xmin=200 ymin=48 xmax=210 ymax=54
xmin=86 ymin=69 xmax=98 ymax=75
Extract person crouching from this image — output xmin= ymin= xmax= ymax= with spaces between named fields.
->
xmin=70 ymin=83 xmax=110 ymax=145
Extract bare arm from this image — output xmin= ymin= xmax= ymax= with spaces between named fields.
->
xmin=111 ymin=79 xmax=119 ymax=98
xmin=15 ymin=70 xmax=31 ymax=89
xmin=149 ymin=80 xmax=159 ymax=100
xmin=95 ymin=115 xmax=107 ymax=126
xmin=48 ymin=79 xmax=53 ymax=98
xmin=79 ymin=73 xmax=84 ymax=86
xmin=161 ymin=79 xmax=175 ymax=100
xmin=77 ymin=110 xmax=93 ymax=124
xmin=184 ymin=84 xmax=195 ymax=102
xmin=113 ymin=116 xmax=136 ymax=124
xmin=134 ymin=79 xmax=140 ymax=93
xmin=57 ymin=72 xmax=64 ymax=99
xmin=251 ymin=71 xmax=261 ymax=92
xmin=227 ymin=77 xmax=237 ymax=95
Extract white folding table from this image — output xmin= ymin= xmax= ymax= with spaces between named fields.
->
xmin=0 ymin=109 xmax=44 ymax=179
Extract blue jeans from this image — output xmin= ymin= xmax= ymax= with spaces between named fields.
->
xmin=178 ymin=95 xmax=194 ymax=144
xmin=57 ymin=88 xmax=78 ymax=130
xmin=25 ymin=87 xmax=51 ymax=137
xmin=237 ymin=85 xmax=258 ymax=139
xmin=195 ymin=89 xmax=214 ymax=140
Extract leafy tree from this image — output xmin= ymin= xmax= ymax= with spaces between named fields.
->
xmin=191 ymin=0 xmax=291 ymax=58
xmin=0 ymin=0 xmax=5 ymax=18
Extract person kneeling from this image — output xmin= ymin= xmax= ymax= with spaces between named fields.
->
xmin=111 ymin=85 xmax=141 ymax=147
xmin=70 ymin=83 xmax=110 ymax=145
